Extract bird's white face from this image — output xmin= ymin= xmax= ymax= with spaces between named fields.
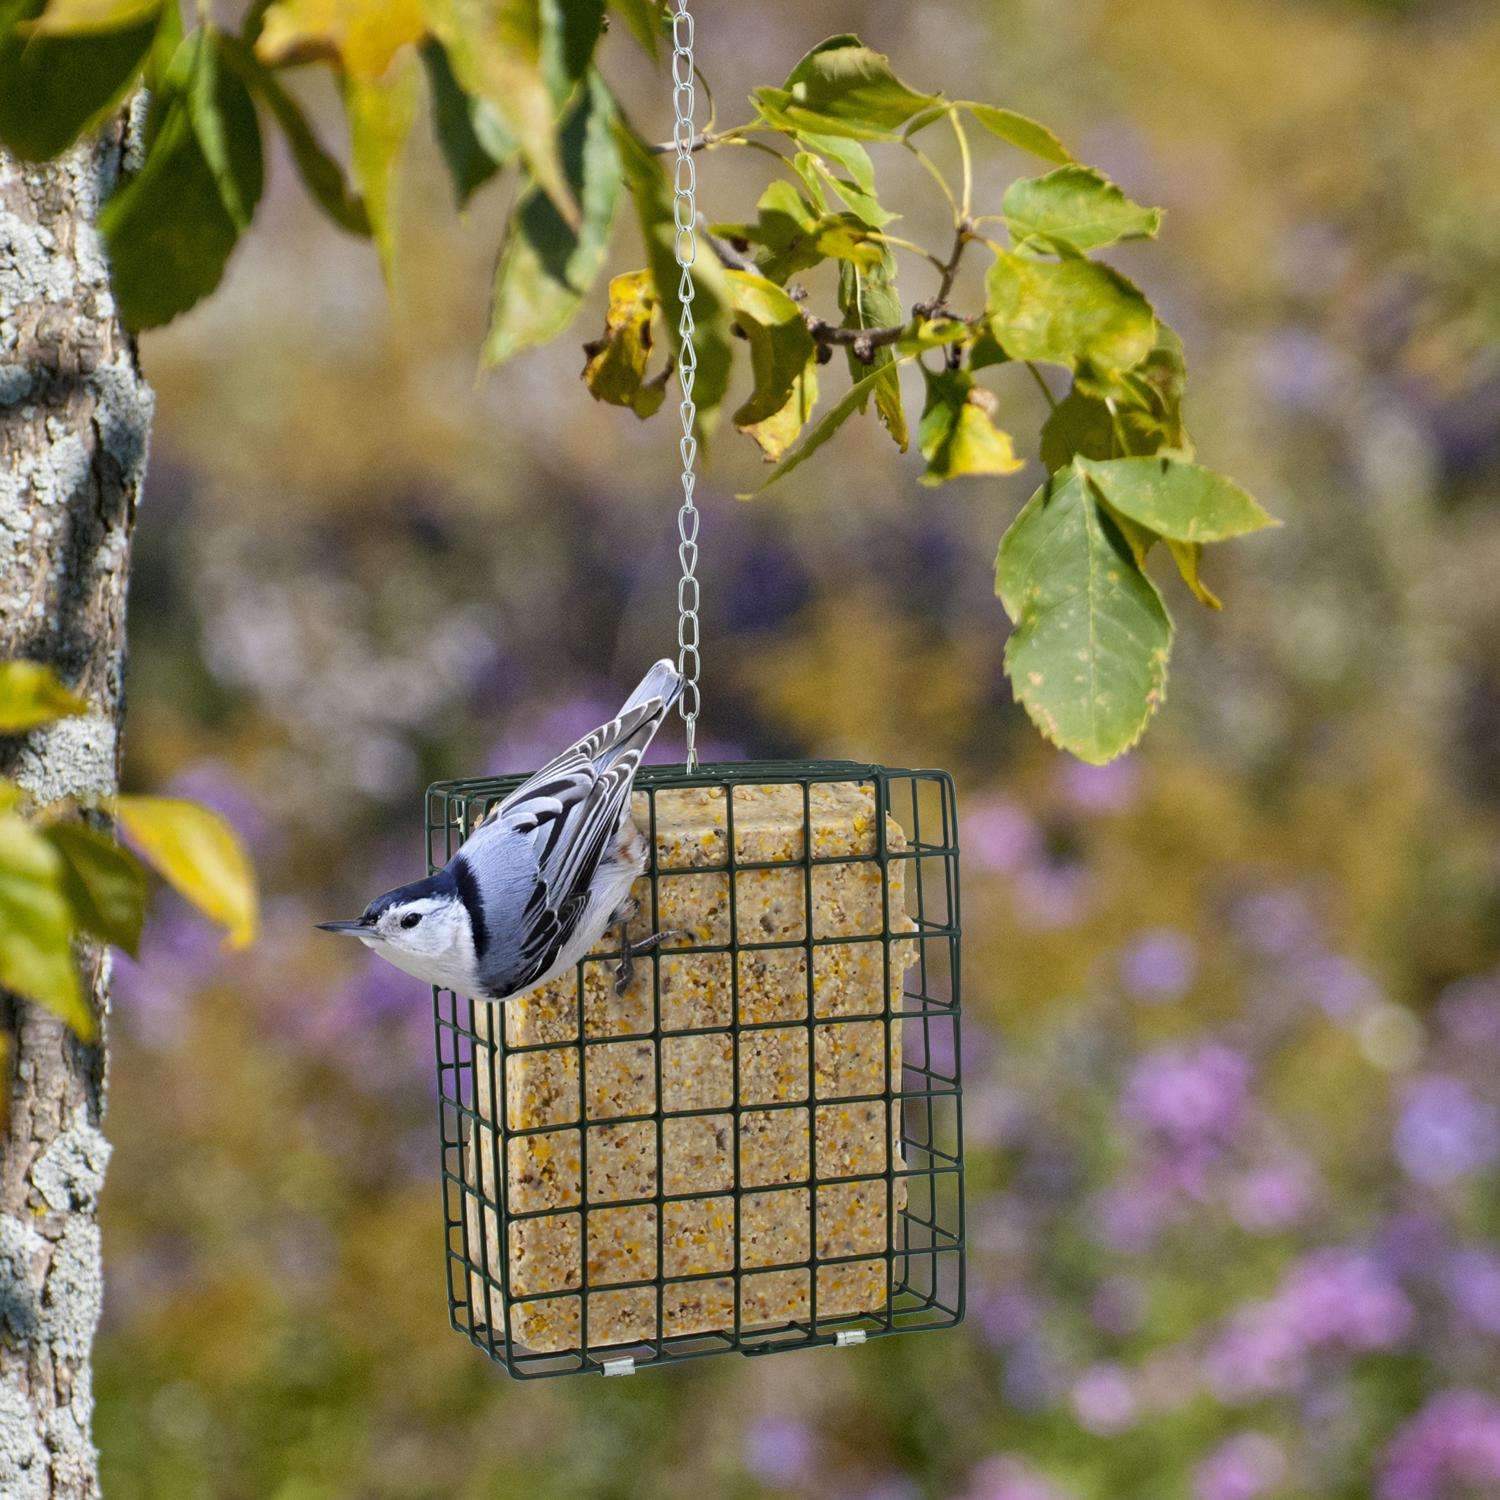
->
xmin=353 ymin=895 xmax=479 ymax=995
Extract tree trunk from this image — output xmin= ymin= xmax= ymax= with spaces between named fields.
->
xmin=0 ymin=121 xmax=152 ymax=1498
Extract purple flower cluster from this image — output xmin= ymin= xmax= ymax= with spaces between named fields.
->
xmin=1394 ymin=1075 xmax=1500 ymax=1187
xmin=1193 ymin=1432 xmax=1287 ymax=1500
xmin=1378 ymin=1391 xmax=1500 ymax=1500
xmin=1207 ymin=1250 xmax=1413 ymax=1401
xmin=1121 ymin=1043 xmax=1252 ymax=1157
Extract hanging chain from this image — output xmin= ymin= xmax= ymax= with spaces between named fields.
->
xmin=670 ymin=0 xmax=701 ymax=770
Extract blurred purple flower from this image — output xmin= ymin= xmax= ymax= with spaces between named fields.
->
xmin=1378 ymin=1391 xmax=1500 ymax=1500
xmin=1208 ymin=1249 xmax=1412 ymax=1402
xmin=485 ymin=695 xmax=615 ymax=776
xmin=1443 ymin=1248 xmax=1500 ymax=1337
xmin=1377 ymin=1212 xmax=1449 ymax=1278
xmin=168 ymin=760 xmax=278 ymax=858
xmin=1090 ymin=1277 xmax=1147 ymax=1338
xmin=1205 ymin=1301 xmax=1306 ymax=1401
xmin=342 ymin=949 xmax=428 ymax=1024
xmin=1280 ymin=1249 xmax=1415 ymax=1352
xmin=1121 ymin=1043 xmax=1251 ymax=1154
xmin=1194 ymin=1433 xmax=1287 ymax=1500
xmin=1057 ymin=757 xmax=1139 ymax=815
xmin=965 ymin=797 xmax=1043 ymax=875
xmin=1394 ymin=1075 xmax=1500 ymax=1186
xmin=1091 ymin=1170 xmax=1181 ymax=1253
xmin=1436 ymin=977 xmax=1500 ymax=1055
xmin=962 ymin=1455 xmax=1074 ymax=1500
xmin=1070 ymin=1363 xmax=1137 ymax=1436
xmin=1229 ymin=1156 xmax=1317 ymax=1234
xmin=977 ymin=1287 xmax=1041 ymax=1347
xmin=112 ymin=901 xmax=229 ymax=1047
xmin=1252 ymin=326 xmax=1346 ymax=410
xmin=743 ymin=1416 xmax=815 ymax=1489
xmin=1229 ymin=889 xmax=1319 ymax=960
xmin=1119 ymin=928 xmax=1197 ymax=1002
xmin=1012 ymin=861 xmax=1092 ymax=931
xmin=1290 ymin=953 xmax=1381 ymax=1021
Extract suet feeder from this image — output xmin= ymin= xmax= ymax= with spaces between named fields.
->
xmin=427 ymin=760 xmax=964 ymax=1377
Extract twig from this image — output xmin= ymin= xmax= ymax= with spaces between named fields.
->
xmin=698 ymin=218 xmax=980 ymax=364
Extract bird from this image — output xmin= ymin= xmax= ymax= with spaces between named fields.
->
xmin=316 ymin=658 xmax=684 ymax=1001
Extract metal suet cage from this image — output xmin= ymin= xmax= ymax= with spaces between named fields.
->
xmin=427 ymin=759 xmax=964 ymax=1378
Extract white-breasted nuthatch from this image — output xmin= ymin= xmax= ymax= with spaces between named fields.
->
xmin=317 ymin=659 xmax=684 ymax=1000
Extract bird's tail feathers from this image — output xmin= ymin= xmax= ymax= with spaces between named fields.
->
xmin=597 ymin=659 xmax=683 ymax=769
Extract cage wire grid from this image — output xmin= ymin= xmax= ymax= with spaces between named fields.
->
xmin=427 ymin=761 xmax=965 ymax=1378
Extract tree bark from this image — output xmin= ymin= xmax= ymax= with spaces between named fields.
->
xmin=0 ymin=122 xmax=152 ymax=1499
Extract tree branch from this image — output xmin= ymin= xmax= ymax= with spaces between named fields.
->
xmin=698 ymin=218 xmax=982 ymax=364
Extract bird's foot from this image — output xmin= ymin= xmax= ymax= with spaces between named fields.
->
xmin=612 ymin=926 xmax=692 ymax=995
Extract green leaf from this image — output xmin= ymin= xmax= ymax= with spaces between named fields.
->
xmin=739 ymin=354 xmax=916 ymax=498
xmin=99 ymin=28 xmax=263 ymax=330
xmin=839 ymin=246 xmax=907 ymax=450
xmin=43 ymin=821 xmax=147 ymax=957
xmin=1040 ymin=323 xmax=1191 ymax=469
xmin=714 ymin=181 xmax=881 ymax=284
xmin=754 ymin=33 xmax=938 ymax=141
xmin=0 ymin=661 xmax=87 ymax=733
xmin=484 ymin=69 xmax=618 ymax=366
xmin=986 ymin=248 xmax=1155 ymax=376
xmin=995 ymin=467 xmax=1172 ymax=763
xmin=1003 ymin=165 xmax=1160 ymax=253
xmin=737 ymin=358 xmax=818 ymax=462
xmin=0 ymin=815 xmax=92 ymax=1038
xmin=962 ymin=103 xmax=1072 ymax=163
xmin=797 ymin=131 xmax=876 ymax=195
xmin=617 ymin=117 xmax=733 ymax=432
xmin=725 ymin=270 xmax=815 ymax=428
xmin=184 ymin=26 xmax=262 ymax=232
xmin=424 ymin=0 xmax=579 ymax=230
xmin=116 ymin=794 xmax=259 ymax=949
xmin=608 ymin=0 xmax=659 ymax=58
xmin=793 ymin=144 xmax=892 ymax=228
xmin=0 ymin=780 xmax=22 ymax=814
xmin=1077 ymin=455 xmax=1278 ymax=542
xmin=343 ymin=52 xmax=417 ymax=284
xmin=917 ymin=369 xmax=1023 ymax=486
xmin=221 ymin=34 xmax=369 ymax=234
xmin=420 ymin=36 xmax=513 ymax=207
xmin=0 ymin=0 xmax=161 ymax=159
xmin=539 ymin=0 xmax=602 ymax=105
xmin=581 ymin=269 xmax=664 ymax=416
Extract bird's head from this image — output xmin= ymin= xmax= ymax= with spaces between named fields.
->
xmin=316 ymin=870 xmax=476 ymax=988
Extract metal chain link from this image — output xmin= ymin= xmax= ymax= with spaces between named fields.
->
xmin=669 ymin=0 xmax=701 ymax=770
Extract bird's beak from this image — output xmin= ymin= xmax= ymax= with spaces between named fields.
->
xmin=315 ymin=919 xmax=371 ymax=936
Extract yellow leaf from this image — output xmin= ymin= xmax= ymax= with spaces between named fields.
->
xmin=115 ymin=795 xmax=259 ymax=949
xmin=25 ymin=0 xmax=160 ymax=35
xmin=0 ymin=815 xmax=93 ymax=1039
xmin=0 ymin=660 xmax=87 ymax=733
xmin=344 ymin=53 xmax=418 ymax=285
xmin=256 ymin=0 xmax=425 ymax=80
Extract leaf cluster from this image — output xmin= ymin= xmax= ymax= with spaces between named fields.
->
xmin=0 ymin=662 xmax=259 ymax=1039
xmin=0 ymin=4 xmax=1280 ymax=762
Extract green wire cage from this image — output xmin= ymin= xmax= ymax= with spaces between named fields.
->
xmin=426 ymin=759 xmax=964 ymax=1378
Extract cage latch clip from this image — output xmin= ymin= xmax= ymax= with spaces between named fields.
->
xmin=601 ymin=1357 xmax=637 ymax=1377
xmin=833 ymin=1330 xmax=867 ymax=1348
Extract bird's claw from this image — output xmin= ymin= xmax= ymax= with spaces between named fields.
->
xmin=612 ymin=927 xmax=691 ymax=995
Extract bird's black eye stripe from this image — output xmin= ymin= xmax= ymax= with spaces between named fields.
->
xmin=400 ymin=912 xmax=422 ymax=929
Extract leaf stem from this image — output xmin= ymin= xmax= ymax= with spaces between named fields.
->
xmin=901 ymin=137 xmax=960 ymax=221
xmin=1024 ymin=361 xmax=1059 ymax=412
xmin=948 ymin=106 xmax=973 ymax=221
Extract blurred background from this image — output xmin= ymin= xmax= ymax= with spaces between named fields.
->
xmin=97 ymin=0 xmax=1500 ymax=1495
